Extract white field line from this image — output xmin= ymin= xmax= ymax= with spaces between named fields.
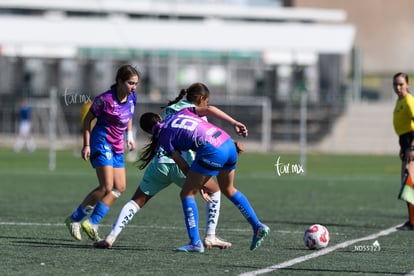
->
xmin=0 ymin=222 xmax=297 ymax=234
xmin=239 ymin=224 xmax=400 ymax=276
xmin=0 ymin=221 xmax=345 ymax=236
xmin=406 ymin=271 xmax=414 ymax=276
xmin=0 ymin=221 xmax=184 ymax=229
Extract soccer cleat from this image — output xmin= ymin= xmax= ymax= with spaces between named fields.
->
xmin=175 ymin=240 xmax=205 ymax=253
xmin=250 ymin=224 xmax=270 ymax=251
xmin=396 ymin=221 xmax=414 ymax=231
xmin=94 ymin=239 xmax=112 ymax=249
xmin=81 ymin=219 xmax=101 ymax=241
xmin=203 ymin=235 xmax=232 ymax=249
xmin=65 ymin=216 xmax=82 ymax=241
xmin=94 ymin=234 xmax=116 ymax=249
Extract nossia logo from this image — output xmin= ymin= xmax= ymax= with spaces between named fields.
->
xmin=353 ymin=240 xmax=381 ymax=252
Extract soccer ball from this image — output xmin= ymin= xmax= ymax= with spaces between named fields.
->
xmin=304 ymin=224 xmax=330 ymax=249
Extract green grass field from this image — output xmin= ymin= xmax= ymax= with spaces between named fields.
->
xmin=1 ymin=148 xmax=413 ymax=275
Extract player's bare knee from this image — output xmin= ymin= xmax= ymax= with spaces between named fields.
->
xmin=180 ymin=189 xmax=196 ymax=198
xmin=94 ymin=186 xmax=109 ymax=197
xmin=221 ymin=187 xmax=237 ymax=199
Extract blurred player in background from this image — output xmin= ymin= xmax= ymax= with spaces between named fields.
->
xmin=393 ymin=72 xmax=414 ymax=230
xmin=13 ymin=97 xmax=36 ymax=153
xmin=138 ymin=103 xmax=269 ymax=253
xmin=94 ymin=83 xmax=233 ymax=250
xmin=80 ymin=100 xmax=93 ymax=130
xmin=65 ymin=64 xmax=139 ymax=241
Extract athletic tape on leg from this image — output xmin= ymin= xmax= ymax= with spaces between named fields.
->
xmin=111 ymin=189 xmax=121 ymax=198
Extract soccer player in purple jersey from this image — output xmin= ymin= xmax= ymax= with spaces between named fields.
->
xmin=139 ymin=106 xmax=270 ymax=253
xmin=65 ymin=64 xmax=140 ymax=241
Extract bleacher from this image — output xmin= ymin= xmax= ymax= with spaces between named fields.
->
xmin=315 ymin=101 xmax=397 ymax=154
xmin=0 ymin=95 xmax=346 ymax=153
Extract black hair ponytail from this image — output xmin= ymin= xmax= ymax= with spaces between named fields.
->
xmin=161 ymin=89 xmax=187 ymax=109
xmin=137 ymin=136 xmax=158 ymax=170
xmin=137 ymin=112 xmax=162 ymax=169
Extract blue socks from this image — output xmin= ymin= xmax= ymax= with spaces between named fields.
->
xmin=89 ymin=201 xmax=110 ymax=224
xmin=71 ymin=205 xmax=89 ymax=222
xmin=230 ymin=190 xmax=260 ymax=228
xmin=71 ymin=202 xmax=110 ymax=224
xmin=180 ymin=191 xmax=260 ymax=245
xmin=181 ymin=197 xmax=200 ymax=245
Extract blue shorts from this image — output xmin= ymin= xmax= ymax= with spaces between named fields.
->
xmin=191 ymin=138 xmax=237 ymax=176
xmin=90 ymin=140 xmax=124 ymax=168
xmin=139 ymin=162 xmax=186 ymax=196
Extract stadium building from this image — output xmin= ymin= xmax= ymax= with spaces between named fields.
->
xmin=0 ymin=0 xmax=355 ymax=151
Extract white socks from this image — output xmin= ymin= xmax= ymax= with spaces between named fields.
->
xmin=105 ymin=191 xmax=221 ymax=243
xmin=107 ymin=200 xmax=140 ymax=243
xmin=205 ymin=191 xmax=221 ymax=236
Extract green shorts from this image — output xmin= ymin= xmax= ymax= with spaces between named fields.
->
xmin=139 ymin=162 xmax=186 ymax=196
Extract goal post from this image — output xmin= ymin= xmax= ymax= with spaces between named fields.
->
xmin=49 ymin=87 xmax=58 ymax=171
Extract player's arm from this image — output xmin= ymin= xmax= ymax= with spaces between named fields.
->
xmin=81 ymin=111 xmax=95 ymax=160
xmin=407 ymin=97 xmax=414 ymax=162
xmin=125 ymin=119 xmax=136 ymax=151
xmin=28 ymin=107 xmax=33 ymax=123
xmin=170 ymin=151 xmax=189 ymax=175
xmin=234 ymin=140 xmax=244 ymax=154
xmin=194 ymin=106 xmax=248 ymax=137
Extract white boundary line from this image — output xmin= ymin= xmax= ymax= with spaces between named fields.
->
xmin=239 ymin=224 xmax=400 ymax=276
xmin=0 ymin=222 xmax=346 ymax=236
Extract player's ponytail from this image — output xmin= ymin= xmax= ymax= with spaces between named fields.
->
xmin=161 ymin=89 xmax=187 ymax=109
xmin=161 ymin=82 xmax=211 ymax=109
xmin=137 ymin=112 xmax=162 ymax=169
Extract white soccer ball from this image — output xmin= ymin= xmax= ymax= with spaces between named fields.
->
xmin=304 ymin=224 xmax=330 ymax=249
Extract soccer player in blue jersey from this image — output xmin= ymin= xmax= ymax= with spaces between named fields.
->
xmin=139 ymin=105 xmax=270 ymax=253
xmin=94 ymin=83 xmax=233 ymax=250
xmin=13 ymin=97 xmax=36 ymax=153
xmin=65 ymin=64 xmax=140 ymax=241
